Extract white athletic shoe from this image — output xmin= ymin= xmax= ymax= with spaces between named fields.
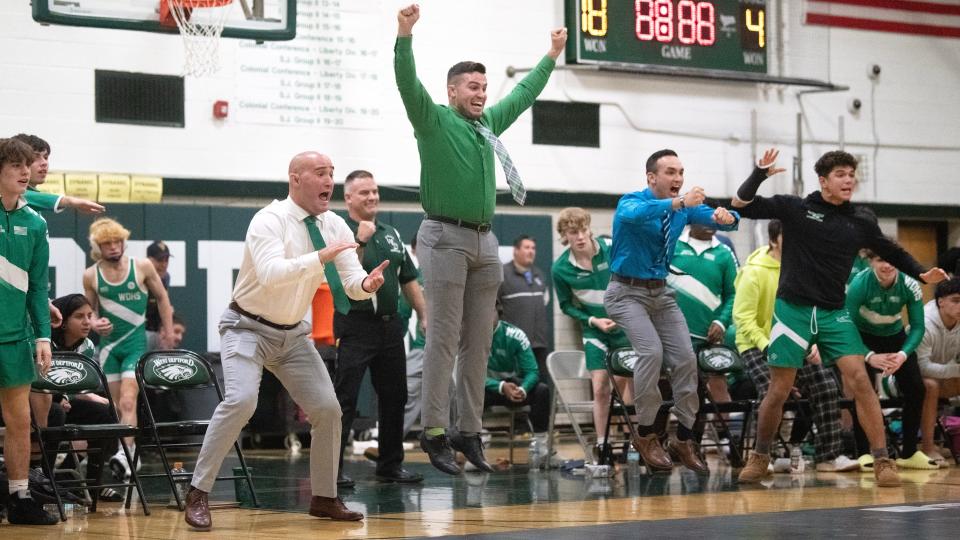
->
xmin=815 ymin=455 xmax=860 ymax=472
xmin=108 ymin=449 xmax=141 ymax=481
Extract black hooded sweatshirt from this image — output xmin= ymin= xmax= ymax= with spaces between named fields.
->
xmin=736 ymin=168 xmax=925 ymax=310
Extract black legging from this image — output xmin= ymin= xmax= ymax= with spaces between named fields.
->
xmin=852 ymin=331 xmax=925 ymax=457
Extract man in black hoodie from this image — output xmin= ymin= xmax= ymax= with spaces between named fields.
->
xmin=731 ymin=149 xmax=948 ymax=487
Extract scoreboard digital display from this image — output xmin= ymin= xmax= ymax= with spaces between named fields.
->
xmin=567 ymin=0 xmax=768 ymax=74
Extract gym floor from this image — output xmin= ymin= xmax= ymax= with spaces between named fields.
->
xmin=4 ymin=442 xmax=958 ymax=539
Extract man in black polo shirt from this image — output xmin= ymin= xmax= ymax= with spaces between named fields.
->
xmin=334 ymin=170 xmax=426 ymax=486
xmin=145 ymin=240 xmax=173 ymax=350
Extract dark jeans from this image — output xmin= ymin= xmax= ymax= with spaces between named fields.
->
xmin=483 ymin=379 xmax=551 ymax=432
xmin=853 ymin=331 xmax=925 ymax=457
xmin=532 ymin=347 xmax=552 ymax=388
xmin=334 ymin=312 xmax=407 ymax=474
xmin=45 ymin=397 xmax=117 ymax=484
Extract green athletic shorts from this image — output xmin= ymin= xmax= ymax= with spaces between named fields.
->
xmin=0 ymin=339 xmax=37 ymax=389
xmin=99 ymin=330 xmax=146 ymax=382
xmin=767 ymin=298 xmax=868 ymax=369
xmin=582 ymin=327 xmax=632 ymax=371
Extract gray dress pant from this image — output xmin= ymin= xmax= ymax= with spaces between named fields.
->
xmin=191 ymin=308 xmax=342 ymax=497
xmin=603 ymin=281 xmax=699 ymax=429
xmin=417 ymin=219 xmax=502 ymax=433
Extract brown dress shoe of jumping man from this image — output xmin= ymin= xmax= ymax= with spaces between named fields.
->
xmin=632 ymin=433 xmax=673 ymax=472
xmin=309 ymin=496 xmax=364 ymax=521
xmin=183 ymin=487 xmax=212 ymax=531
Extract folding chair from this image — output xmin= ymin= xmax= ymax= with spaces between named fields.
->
xmin=694 ymin=343 xmax=747 ymax=467
xmin=31 ymin=351 xmax=150 ymax=521
xmin=483 ymin=405 xmax=533 ymax=463
xmin=545 ymin=351 xmax=596 ymax=462
xmin=601 ymin=347 xmax=642 ymax=467
xmin=133 ymin=350 xmax=258 ymax=511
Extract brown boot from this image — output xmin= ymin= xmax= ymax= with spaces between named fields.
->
xmin=632 ymin=433 xmax=673 ymax=471
xmin=667 ymin=438 xmax=709 ymax=474
xmin=309 ymin=496 xmax=364 ymax=521
xmin=737 ymin=452 xmax=772 ymax=484
xmin=874 ymin=457 xmax=902 ymax=488
xmin=183 ymin=487 xmax=211 ymax=531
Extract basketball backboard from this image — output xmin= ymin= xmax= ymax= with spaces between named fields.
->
xmin=33 ymin=0 xmax=296 ymax=41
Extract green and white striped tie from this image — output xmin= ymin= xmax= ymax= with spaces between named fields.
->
xmin=474 ymin=120 xmax=526 ymax=205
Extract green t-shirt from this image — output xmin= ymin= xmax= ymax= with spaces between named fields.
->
xmin=24 ymin=187 xmax=62 ymax=213
xmin=667 ymin=237 xmax=738 ymax=341
xmin=845 ymin=267 xmax=925 ymax=355
xmin=552 ymin=237 xmax=616 ymax=326
xmin=486 ymin=321 xmax=539 ymax=394
xmin=847 ymin=254 xmax=870 ymax=285
xmin=394 ymin=36 xmax=555 ymax=223
xmin=0 ymin=197 xmax=51 ymax=341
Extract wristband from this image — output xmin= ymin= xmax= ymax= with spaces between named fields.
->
xmin=736 ymin=166 xmax=768 ymax=201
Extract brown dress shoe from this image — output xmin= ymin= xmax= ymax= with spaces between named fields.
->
xmin=632 ymin=433 xmax=673 ymax=471
xmin=309 ymin=496 xmax=364 ymax=521
xmin=668 ymin=438 xmax=709 ymax=474
xmin=184 ymin=487 xmax=212 ymax=531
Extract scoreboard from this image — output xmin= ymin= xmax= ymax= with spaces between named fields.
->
xmin=566 ymin=0 xmax=768 ymax=74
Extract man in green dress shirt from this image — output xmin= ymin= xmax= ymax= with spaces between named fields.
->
xmin=394 ymin=3 xmax=566 ymax=474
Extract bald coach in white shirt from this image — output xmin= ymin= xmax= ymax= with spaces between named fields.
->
xmin=184 ymin=151 xmax=390 ymax=531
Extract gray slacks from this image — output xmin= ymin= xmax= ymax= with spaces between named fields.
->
xmin=417 ymin=219 xmax=502 ymax=433
xmin=191 ymin=308 xmax=342 ymax=497
xmin=603 ymin=281 xmax=699 ymax=429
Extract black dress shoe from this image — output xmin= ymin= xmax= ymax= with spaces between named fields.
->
xmin=375 ymin=468 xmax=424 ymax=483
xmin=449 ymin=430 xmax=495 ymax=473
xmin=419 ymin=432 xmax=461 ymax=475
xmin=337 ymin=471 xmax=355 ymax=488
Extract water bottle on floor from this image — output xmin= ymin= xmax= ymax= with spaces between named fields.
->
xmin=789 ymin=446 xmax=805 ymax=474
xmin=169 ymin=461 xmax=189 ymax=508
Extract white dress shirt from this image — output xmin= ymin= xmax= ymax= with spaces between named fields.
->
xmin=232 ymin=197 xmax=373 ymax=325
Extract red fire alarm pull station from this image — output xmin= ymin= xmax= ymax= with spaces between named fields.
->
xmin=213 ymin=100 xmax=229 ymax=119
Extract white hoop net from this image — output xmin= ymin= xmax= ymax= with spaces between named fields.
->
xmin=166 ymin=0 xmax=234 ymax=77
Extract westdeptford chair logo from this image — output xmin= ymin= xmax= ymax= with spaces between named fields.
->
xmin=151 ymin=357 xmax=199 ymax=384
xmin=46 ymin=361 xmax=87 ymax=386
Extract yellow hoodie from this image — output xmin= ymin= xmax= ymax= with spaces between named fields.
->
xmin=733 ymin=245 xmax=781 ymax=353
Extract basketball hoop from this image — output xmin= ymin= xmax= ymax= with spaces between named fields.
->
xmin=160 ymin=0 xmax=234 ymax=77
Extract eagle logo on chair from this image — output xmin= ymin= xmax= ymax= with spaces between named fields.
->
xmin=46 ymin=363 xmax=86 ymax=386
xmin=612 ymin=349 xmax=640 ymax=371
xmin=698 ymin=346 xmax=738 ymax=372
xmin=152 ymin=358 xmax=198 ymax=384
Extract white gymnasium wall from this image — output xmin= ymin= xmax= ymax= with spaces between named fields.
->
xmin=1 ymin=0 xmax=958 ymax=202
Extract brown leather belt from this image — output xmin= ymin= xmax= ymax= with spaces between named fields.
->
xmin=426 ymin=214 xmax=492 ymax=233
xmin=611 ymin=273 xmax=666 ymax=288
xmin=229 ymin=301 xmax=299 ymax=330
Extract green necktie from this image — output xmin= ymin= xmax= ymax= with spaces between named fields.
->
xmin=304 ymin=216 xmax=351 ymax=315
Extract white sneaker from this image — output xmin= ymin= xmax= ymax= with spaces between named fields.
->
xmin=816 ymin=455 xmax=860 ymax=472
xmin=109 ymin=450 xmax=141 ymax=480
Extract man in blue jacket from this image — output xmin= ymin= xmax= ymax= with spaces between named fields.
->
xmin=604 ymin=149 xmax=739 ymax=474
